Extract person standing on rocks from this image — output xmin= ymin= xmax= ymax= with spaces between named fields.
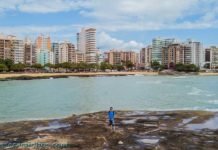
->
xmin=108 ymin=107 xmax=115 ymax=130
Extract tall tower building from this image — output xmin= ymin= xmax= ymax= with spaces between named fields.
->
xmin=36 ymin=34 xmax=51 ymax=51
xmin=187 ymin=40 xmax=204 ymax=68
xmin=52 ymin=42 xmax=59 ymax=64
xmin=140 ymin=46 xmax=152 ymax=68
xmin=35 ymin=34 xmax=53 ymax=65
xmin=152 ymin=37 xmax=176 ymax=63
xmin=12 ymin=39 xmax=24 ymax=64
xmin=77 ymin=28 xmax=97 ymax=64
xmin=0 ymin=36 xmax=13 ymax=60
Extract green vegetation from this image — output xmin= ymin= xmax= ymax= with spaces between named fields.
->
xmin=151 ymin=61 xmax=164 ymax=71
xmin=0 ymin=64 xmax=8 ymax=72
xmin=175 ymin=63 xmax=199 ymax=72
xmin=11 ymin=63 xmax=26 ymax=72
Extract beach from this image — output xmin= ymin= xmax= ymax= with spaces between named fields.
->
xmin=0 ymin=71 xmax=218 ymax=80
xmin=0 ymin=72 xmax=158 ymax=80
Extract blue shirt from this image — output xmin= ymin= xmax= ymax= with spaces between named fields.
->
xmin=108 ymin=111 xmax=115 ymax=120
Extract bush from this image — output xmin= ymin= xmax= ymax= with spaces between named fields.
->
xmin=11 ymin=63 xmax=26 ymax=72
xmin=175 ymin=63 xmax=199 ymax=72
xmin=0 ymin=64 xmax=8 ymax=72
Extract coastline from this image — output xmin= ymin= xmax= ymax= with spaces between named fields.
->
xmin=0 ymin=110 xmax=217 ymax=149
xmin=0 ymin=72 xmax=158 ymax=80
xmin=0 ymin=71 xmax=218 ymax=81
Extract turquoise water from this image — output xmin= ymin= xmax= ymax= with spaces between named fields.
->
xmin=0 ymin=75 xmax=218 ymax=122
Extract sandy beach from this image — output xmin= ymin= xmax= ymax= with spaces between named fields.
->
xmin=0 ymin=71 xmax=218 ymax=80
xmin=0 ymin=72 xmax=158 ymax=79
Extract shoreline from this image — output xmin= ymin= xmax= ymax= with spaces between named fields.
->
xmin=0 ymin=71 xmax=218 ymax=81
xmin=0 ymin=110 xmax=217 ymax=149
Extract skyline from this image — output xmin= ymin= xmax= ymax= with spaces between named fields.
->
xmin=1 ymin=0 xmax=218 ymax=50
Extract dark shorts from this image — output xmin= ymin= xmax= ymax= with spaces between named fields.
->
xmin=109 ymin=120 xmax=114 ymax=126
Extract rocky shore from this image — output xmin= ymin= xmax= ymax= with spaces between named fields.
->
xmin=0 ymin=111 xmax=218 ymax=150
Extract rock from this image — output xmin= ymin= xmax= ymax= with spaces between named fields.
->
xmin=118 ymin=140 xmax=123 ymax=145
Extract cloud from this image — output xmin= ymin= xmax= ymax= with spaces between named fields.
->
xmin=97 ymin=32 xmax=144 ymax=51
xmin=0 ymin=24 xmax=81 ymax=42
xmin=1 ymin=0 xmax=218 ymax=31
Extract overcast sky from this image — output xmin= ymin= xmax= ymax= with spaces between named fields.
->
xmin=0 ymin=0 xmax=218 ymax=50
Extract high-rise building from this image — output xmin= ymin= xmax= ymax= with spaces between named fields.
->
xmin=52 ymin=42 xmax=59 ymax=64
xmin=36 ymin=34 xmax=51 ymax=51
xmin=37 ymin=50 xmax=49 ymax=66
xmin=162 ymin=43 xmax=191 ymax=68
xmin=0 ymin=36 xmax=13 ymax=60
xmin=75 ymin=52 xmax=85 ymax=63
xmin=58 ymin=42 xmax=75 ymax=63
xmin=77 ymin=28 xmax=97 ymax=64
xmin=210 ymin=46 xmax=218 ymax=69
xmin=35 ymin=34 xmax=53 ymax=65
xmin=187 ymin=40 xmax=204 ymax=68
xmin=24 ymin=39 xmax=36 ymax=65
xmin=140 ymin=46 xmax=152 ymax=68
xmin=58 ymin=42 xmax=69 ymax=63
xmin=67 ymin=43 xmax=75 ymax=63
xmin=205 ymin=48 xmax=211 ymax=63
xmin=12 ymin=39 xmax=24 ymax=64
xmin=0 ymin=35 xmax=25 ymax=64
xmin=152 ymin=37 xmax=176 ymax=63
xmin=106 ymin=50 xmax=138 ymax=66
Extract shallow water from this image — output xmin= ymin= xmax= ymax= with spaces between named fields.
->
xmin=186 ymin=115 xmax=218 ymax=130
xmin=0 ymin=75 xmax=218 ymax=122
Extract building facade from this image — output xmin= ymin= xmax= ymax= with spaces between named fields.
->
xmin=162 ymin=43 xmax=191 ymax=68
xmin=152 ymin=38 xmax=176 ymax=63
xmin=0 ymin=36 xmax=13 ymax=60
xmin=140 ymin=46 xmax=152 ymax=68
xmin=77 ymin=28 xmax=97 ymax=64
xmin=106 ymin=50 xmax=138 ymax=66
xmin=24 ymin=40 xmax=36 ymax=65
xmin=12 ymin=39 xmax=24 ymax=64
xmin=187 ymin=40 xmax=204 ymax=68
xmin=210 ymin=46 xmax=218 ymax=69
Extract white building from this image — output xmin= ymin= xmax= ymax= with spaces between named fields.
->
xmin=12 ymin=39 xmax=24 ymax=64
xmin=187 ymin=40 xmax=204 ymax=68
xmin=77 ymin=28 xmax=97 ymax=64
xmin=58 ymin=42 xmax=69 ymax=63
xmin=140 ymin=46 xmax=152 ymax=68
xmin=210 ymin=46 xmax=218 ymax=69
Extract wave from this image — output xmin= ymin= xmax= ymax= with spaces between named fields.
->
xmin=172 ymin=76 xmax=188 ymax=79
xmin=187 ymin=87 xmax=203 ymax=96
xmin=187 ymin=87 xmax=215 ymax=97
xmin=208 ymin=100 xmax=218 ymax=105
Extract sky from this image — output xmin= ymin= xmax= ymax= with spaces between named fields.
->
xmin=0 ymin=0 xmax=218 ymax=51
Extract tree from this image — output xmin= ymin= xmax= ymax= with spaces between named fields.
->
xmin=31 ymin=64 xmax=43 ymax=71
xmin=54 ymin=63 xmax=61 ymax=72
xmin=0 ymin=64 xmax=8 ymax=72
xmin=100 ymin=62 xmax=111 ymax=71
xmin=61 ymin=62 xmax=72 ymax=72
xmin=204 ymin=63 xmax=210 ymax=69
xmin=125 ymin=60 xmax=134 ymax=70
xmin=114 ymin=65 xmax=125 ymax=71
xmin=175 ymin=63 xmax=199 ymax=72
xmin=44 ymin=63 xmax=54 ymax=72
xmin=11 ymin=63 xmax=26 ymax=72
xmin=77 ymin=62 xmax=88 ymax=71
xmin=151 ymin=61 xmax=161 ymax=71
